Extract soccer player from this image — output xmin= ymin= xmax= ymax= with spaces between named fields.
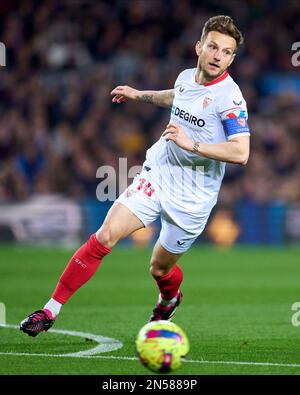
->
xmin=20 ymin=15 xmax=250 ymax=336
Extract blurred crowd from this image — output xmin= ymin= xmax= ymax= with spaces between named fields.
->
xmin=0 ymin=0 xmax=300 ymax=206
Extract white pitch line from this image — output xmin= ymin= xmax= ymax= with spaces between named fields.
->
xmin=184 ymin=359 xmax=300 ymax=368
xmin=1 ymin=324 xmax=123 ymax=356
xmin=1 ymin=351 xmax=300 ymax=369
xmin=1 ymin=324 xmax=300 ymax=369
xmin=0 ymin=352 xmax=137 ymax=360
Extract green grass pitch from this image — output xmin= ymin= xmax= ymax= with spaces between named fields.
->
xmin=0 ymin=244 xmax=300 ymax=375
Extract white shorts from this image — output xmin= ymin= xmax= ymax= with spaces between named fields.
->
xmin=116 ymin=167 xmax=212 ymax=254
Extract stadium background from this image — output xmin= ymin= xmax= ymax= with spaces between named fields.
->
xmin=0 ymin=0 xmax=300 ymax=248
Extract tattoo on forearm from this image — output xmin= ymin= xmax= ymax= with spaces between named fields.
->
xmin=138 ymin=94 xmax=154 ymax=104
xmin=137 ymin=90 xmax=174 ymax=108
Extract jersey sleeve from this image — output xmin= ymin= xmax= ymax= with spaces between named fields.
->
xmin=217 ymin=88 xmax=250 ymax=140
xmin=173 ymin=68 xmax=194 ymax=90
xmin=174 ymin=71 xmax=183 ymax=88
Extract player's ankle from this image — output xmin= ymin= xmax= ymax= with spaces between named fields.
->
xmin=43 ymin=298 xmax=62 ymax=319
xmin=159 ymin=291 xmax=180 ymax=307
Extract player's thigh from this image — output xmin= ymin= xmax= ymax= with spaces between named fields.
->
xmin=96 ymin=202 xmax=144 ymax=248
xmin=150 ymin=240 xmax=183 ymax=277
xmin=159 ymin=217 xmax=200 ymax=256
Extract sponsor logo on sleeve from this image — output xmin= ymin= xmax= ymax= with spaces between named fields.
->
xmin=175 ymin=84 xmax=185 ymax=94
xmin=233 ymin=99 xmax=242 ymax=106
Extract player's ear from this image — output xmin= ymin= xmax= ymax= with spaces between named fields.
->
xmin=195 ymin=41 xmax=202 ymax=56
xmin=228 ymin=53 xmax=236 ymax=67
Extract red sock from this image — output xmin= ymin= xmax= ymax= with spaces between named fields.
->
xmin=52 ymin=234 xmax=111 ymax=304
xmin=152 ymin=264 xmax=183 ymax=300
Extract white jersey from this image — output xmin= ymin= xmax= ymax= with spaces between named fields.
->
xmin=141 ymin=67 xmax=250 ymax=232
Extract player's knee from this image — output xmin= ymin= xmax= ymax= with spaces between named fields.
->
xmin=96 ymin=223 xmax=119 ymax=249
xmin=149 ymin=257 xmax=172 ymax=278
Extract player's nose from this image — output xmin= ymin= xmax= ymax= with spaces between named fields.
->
xmin=213 ymin=51 xmax=221 ymax=61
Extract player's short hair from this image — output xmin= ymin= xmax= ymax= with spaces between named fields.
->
xmin=201 ymin=15 xmax=244 ymax=51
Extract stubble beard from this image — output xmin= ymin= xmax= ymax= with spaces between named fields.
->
xmin=202 ymin=64 xmax=225 ymax=81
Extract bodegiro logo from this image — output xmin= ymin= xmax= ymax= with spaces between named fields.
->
xmin=0 ymin=42 xmax=6 ymax=66
xmin=291 ymin=42 xmax=300 ymax=67
xmin=95 ymin=158 xmax=205 ymax=202
xmin=171 ymin=105 xmax=205 ymax=128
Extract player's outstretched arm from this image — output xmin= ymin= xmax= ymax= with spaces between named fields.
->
xmin=162 ymin=122 xmax=250 ymax=165
xmin=111 ymin=85 xmax=174 ymax=109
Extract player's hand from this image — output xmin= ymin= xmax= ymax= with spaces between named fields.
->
xmin=162 ymin=123 xmax=194 ymax=151
xmin=110 ymin=85 xmax=140 ymax=103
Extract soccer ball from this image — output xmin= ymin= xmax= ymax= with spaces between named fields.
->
xmin=136 ymin=320 xmax=189 ymax=373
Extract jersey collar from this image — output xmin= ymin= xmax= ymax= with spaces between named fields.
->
xmin=195 ymin=70 xmax=229 ymax=87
